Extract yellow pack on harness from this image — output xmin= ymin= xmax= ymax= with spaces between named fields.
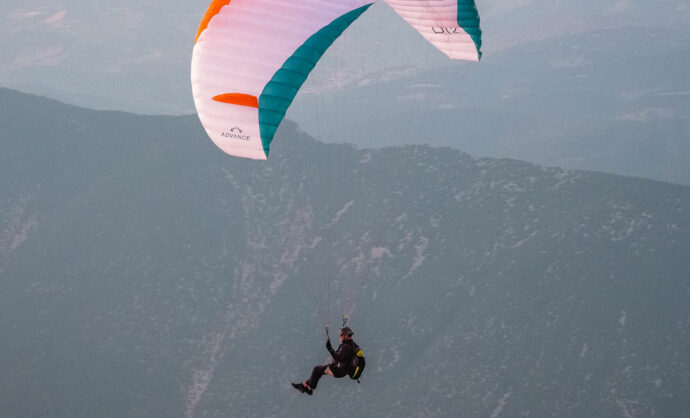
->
xmin=349 ymin=346 xmax=366 ymax=381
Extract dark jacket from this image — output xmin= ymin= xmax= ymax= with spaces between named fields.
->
xmin=327 ymin=339 xmax=356 ymax=373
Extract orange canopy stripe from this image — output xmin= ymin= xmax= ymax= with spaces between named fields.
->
xmin=212 ymin=93 xmax=259 ymax=108
xmin=194 ymin=0 xmax=232 ymax=43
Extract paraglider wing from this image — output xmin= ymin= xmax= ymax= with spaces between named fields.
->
xmin=191 ymin=0 xmax=482 ymax=160
xmin=191 ymin=0 xmax=374 ymax=160
xmin=384 ymin=0 xmax=482 ymax=61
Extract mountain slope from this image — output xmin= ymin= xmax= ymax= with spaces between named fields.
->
xmin=1 ymin=89 xmax=689 ymax=417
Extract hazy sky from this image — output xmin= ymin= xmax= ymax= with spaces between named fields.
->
xmin=2 ymin=0 xmax=687 ymax=114
xmin=2 ymin=0 xmax=689 ymax=184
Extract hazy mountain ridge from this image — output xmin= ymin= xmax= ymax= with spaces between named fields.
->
xmin=3 ymin=1 xmax=688 ymax=186
xmin=2 ymin=0 xmax=688 ymax=113
xmin=291 ymin=25 xmax=690 ymax=185
xmin=1 ymin=89 xmax=689 ymax=417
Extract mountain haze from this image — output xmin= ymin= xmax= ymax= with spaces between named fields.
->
xmin=290 ymin=25 xmax=690 ymax=185
xmin=2 ymin=1 xmax=689 ymax=185
xmin=1 ymin=89 xmax=689 ymax=417
xmin=2 ymin=0 xmax=687 ymax=114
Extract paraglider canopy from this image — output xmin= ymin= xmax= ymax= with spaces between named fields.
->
xmin=191 ymin=0 xmax=482 ymax=159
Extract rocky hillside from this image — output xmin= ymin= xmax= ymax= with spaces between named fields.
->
xmin=1 ymin=89 xmax=689 ymax=417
